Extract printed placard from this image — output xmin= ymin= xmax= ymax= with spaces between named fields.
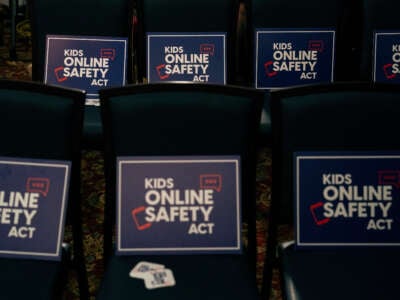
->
xmin=255 ymin=29 xmax=335 ymax=89
xmin=146 ymin=33 xmax=226 ymax=83
xmin=373 ymin=31 xmax=400 ymax=83
xmin=295 ymin=151 xmax=400 ymax=247
xmin=44 ymin=35 xmax=128 ymax=106
xmin=0 ymin=157 xmax=70 ymax=260
xmin=117 ymin=156 xmax=241 ymax=254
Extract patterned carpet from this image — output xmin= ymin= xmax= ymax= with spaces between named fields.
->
xmin=0 ymin=10 xmax=288 ymax=299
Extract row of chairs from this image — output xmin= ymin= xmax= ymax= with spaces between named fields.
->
xmin=2 ymin=79 xmax=400 ymax=300
xmin=28 ymin=0 xmax=400 ymax=85
xmin=27 ymin=0 xmax=400 ymax=152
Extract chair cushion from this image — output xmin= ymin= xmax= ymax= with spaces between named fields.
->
xmin=0 ymin=257 xmax=65 ymax=299
xmin=97 ymin=254 xmax=259 ymax=300
xmin=279 ymin=241 xmax=400 ymax=300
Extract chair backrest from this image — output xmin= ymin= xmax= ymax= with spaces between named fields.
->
xmin=245 ymin=0 xmax=362 ymax=86
xmin=99 ymin=83 xmax=264 ymax=266
xmin=0 ymin=80 xmax=84 ymax=158
xmin=360 ymin=0 xmax=400 ymax=81
xmin=0 ymin=79 xmax=87 ymax=297
xmin=270 ymin=82 xmax=400 ymax=227
xmin=135 ymin=0 xmax=240 ymax=84
xmin=265 ymin=81 xmax=400 ymax=300
xmin=30 ymin=0 xmax=133 ymax=82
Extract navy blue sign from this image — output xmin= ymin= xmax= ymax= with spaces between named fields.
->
xmin=45 ymin=35 xmax=128 ymax=106
xmin=295 ymin=151 xmax=400 ymax=247
xmin=117 ymin=156 xmax=241 ymax=254
xmin=147 ymin=33 xmax=226 ymax=83
xmin=0 ymin=157 xmax=70 ymax=260
xmin=255 ymin=29 xmax=335 ymax=89
xmin=373 ymin=31 xmax=400 ymax=83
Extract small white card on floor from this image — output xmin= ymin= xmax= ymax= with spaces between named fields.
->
xmin=143 ymin=268 xmax=176 ymax=290
xmin=129 ymin=261 xmax=165 ymax=279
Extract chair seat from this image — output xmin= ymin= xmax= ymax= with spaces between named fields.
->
xmin=0 ymin=257 xmax=66 ymax=300
xmin=97 ymin=254 xmax=259 ymax=300
xmin=279 ymin=241 xmax=400 ymax=300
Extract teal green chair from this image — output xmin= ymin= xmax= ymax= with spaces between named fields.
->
xmin=29 ymin=0 xmax=133 ymax=150
xmin=135 ymin=0 xmax=240 ymax=84
xmin=245 ymin=0 xmax=363 ymax=147
xmin=267 ymin=82 xmax=400 ymax=300
xmin=96 ymin=83 xmax=264 ymax=300
xmin=359 ymin=0 xmax=400 ymax=81
xmin=0 ymin=79 xmax=88 ymax=300
xmin=247 ymin=0 xmax=362 ymax=84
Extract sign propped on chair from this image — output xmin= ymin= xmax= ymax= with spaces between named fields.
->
xmin=255 ymin=29 xmax=335 ymax=89
xmin=117 ymin=156 xmax=241 ymax=254
xmin=147 ymin=33 xmax=226 ymax=83
xmin=0 ymin=157 xmax=70 ymax=260
xmin=295 ymin=151 xmax=400 ymax=248
xmin=373 ymin=31 xmax=400 ymax=83
xmin=44 ymin=35 xmax=128 ymax=106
